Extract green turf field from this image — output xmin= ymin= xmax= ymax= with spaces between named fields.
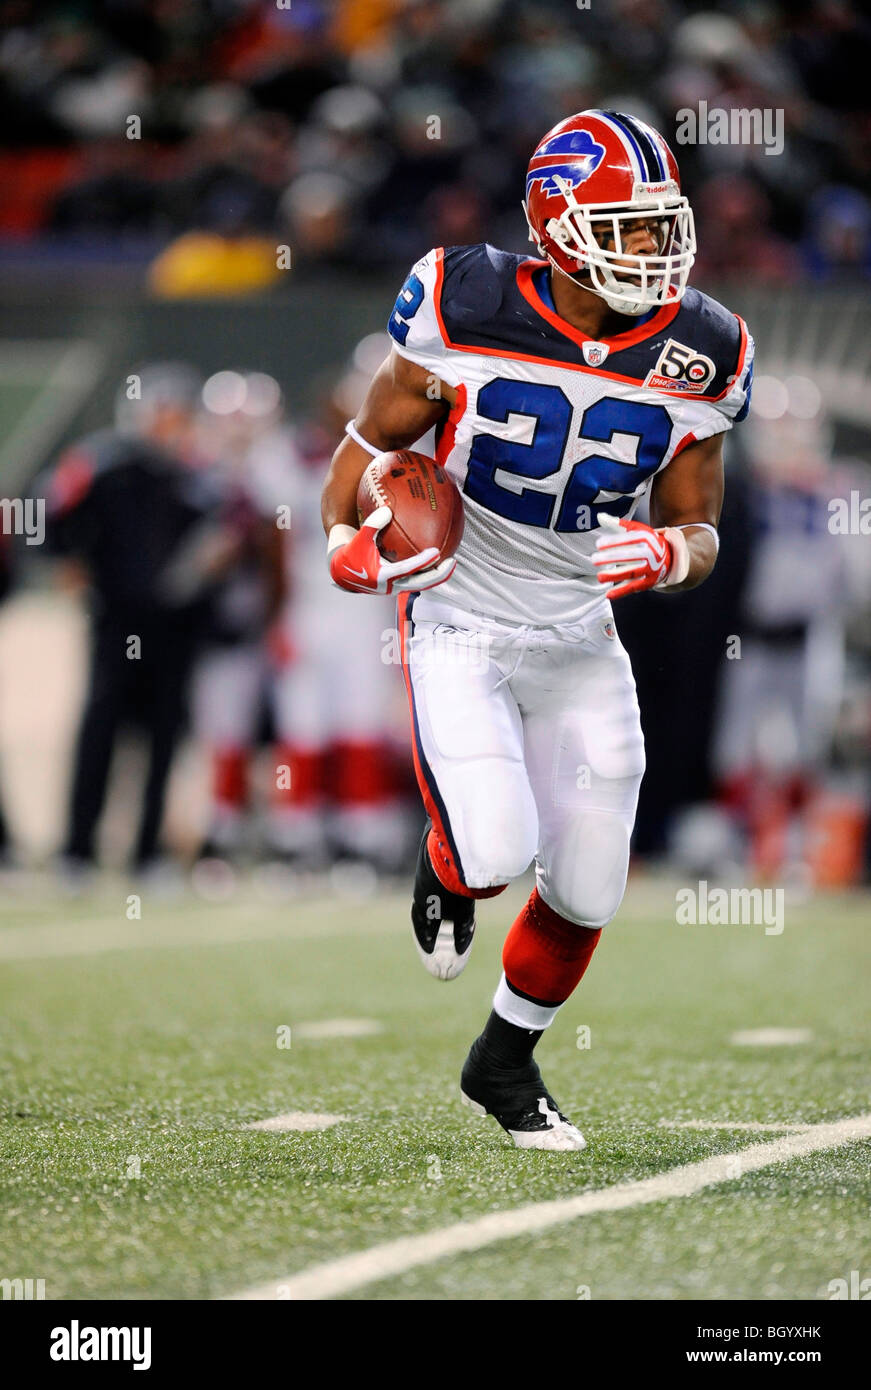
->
xmin=0 ymin=879 xmax=868 ymax=1301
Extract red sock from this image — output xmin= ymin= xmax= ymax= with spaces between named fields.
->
xmin=330 ymin=739 xmax=396 ymax=806
xmin=273 ymin=744 xmax=325 ymax=809
xmin=502 ymin=888 xmax=601 ymax=1005
xmin=212 ymin=747 xmax=248 ymax=810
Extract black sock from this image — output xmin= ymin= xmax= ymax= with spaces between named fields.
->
xmin=477 ymin=1010 xmax=542 ymax=1069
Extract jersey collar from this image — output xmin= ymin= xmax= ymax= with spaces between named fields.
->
xmin=516 ymin=258 xmax=680 ymax=352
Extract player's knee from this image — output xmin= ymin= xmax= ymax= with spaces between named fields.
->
xmin=461 ymin=812 xmax=537 ymax=891
xmin=542 ymin=874 xmax=626 ymax=928
xmin=541 ymin=814 xmax=631 ymax=927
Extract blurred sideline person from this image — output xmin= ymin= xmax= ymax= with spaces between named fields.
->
xmin=190 ymin=370 xmax=290 ymax=868
xmin=270 ymin=336 xmax=415 ymax=873
xmin=712 ymin=376 xmax=856 ymax=881
xmin=42 ymin=363 xmax=225 ymax=881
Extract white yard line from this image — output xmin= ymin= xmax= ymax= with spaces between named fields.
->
xmin=295 ymin=1019 xmax=384 ymax=1040
xmin=659 ymin=1119 xmax=812 ymax=1132
xmin=228 ymin=1112 xmax=871 ymax=1301
xmin=245 ymin=1112 xmax=348 ymax=1133
xmin=730 ymin=1028 xmax=813 ymax=1046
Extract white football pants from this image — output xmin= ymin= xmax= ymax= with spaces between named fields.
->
xmin=400 ymin=591 xmax=645 ymax=927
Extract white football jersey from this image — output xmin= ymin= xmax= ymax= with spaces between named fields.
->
xmin=387 ymin=244 xmax=754 ymax=626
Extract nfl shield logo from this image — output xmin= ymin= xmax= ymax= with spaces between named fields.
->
xmin=582 ymin=341 xmax=609 ymax=367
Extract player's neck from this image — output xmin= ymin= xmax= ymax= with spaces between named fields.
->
xmin=549 ymin=268 xmax=637 ymax=340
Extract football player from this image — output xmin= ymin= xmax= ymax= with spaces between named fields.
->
xmin=190 ymin=370 xmax=290 ymax=871
xmin=271 ymin=341 xmax=420 ymax=874
xmin=321 ymin=111 xmax=754 ymax=1150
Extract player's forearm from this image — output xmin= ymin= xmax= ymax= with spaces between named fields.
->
xmin=647 ymin=433 xmax=723 ymax=592
xmin=321 ymin=435 xmax=371 ymax=534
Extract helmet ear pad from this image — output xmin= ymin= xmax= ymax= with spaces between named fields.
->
xmin=522 ymin=195 xmax=590 ymax=280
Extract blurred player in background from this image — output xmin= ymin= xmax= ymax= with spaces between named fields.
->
xmin=42 ymin=363 xmax=224 ymax=882
xmin=271 ymin=334 xmax=416 ymax=877
xmin=190 ymin=353 xmax=413 ymax=883
xmin=712 ymin=376 xmax=861 ymax=883
xmin=190 ymin=369 xmax=289 ymax=875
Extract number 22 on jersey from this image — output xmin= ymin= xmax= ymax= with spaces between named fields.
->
xmin=463 ymin=378 xmax=672 ymax=533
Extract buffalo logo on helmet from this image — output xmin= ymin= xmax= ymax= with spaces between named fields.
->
xmin=525 ymin=129 xmax=606 ymax=199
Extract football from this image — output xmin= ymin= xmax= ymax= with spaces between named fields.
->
xmin=357 ymin=449 xmax=464 ymax=564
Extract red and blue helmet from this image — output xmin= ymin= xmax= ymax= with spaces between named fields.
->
xmin=523 ymin=110 xmax=696 ymax=316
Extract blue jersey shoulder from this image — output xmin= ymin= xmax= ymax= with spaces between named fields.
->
xmin=68 ymin=427 xmax=125 ymax=471
xmin=386 ymin=244 xmax=516 ymax=349
xmin=606 ymin=286 xmax=749 ymax=402
xmin=675 ymin=287 xmax=752 ymax=416
xmin=439 ymin=243 xmax=579 ymax=359
xmin=669 ymin=287 xmax=745 ymax=376
xmin=440 ymin=243 xmax=523 ymax=326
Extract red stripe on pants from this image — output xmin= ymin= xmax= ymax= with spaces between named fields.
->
xmin=426 ymin=827 xmax=506 ymax=899
xmin=398 ymin=593 xmax=506 ymax=901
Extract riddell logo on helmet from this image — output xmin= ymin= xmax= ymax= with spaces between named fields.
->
xmin=525 ymin=130 xmax=606 ymax=198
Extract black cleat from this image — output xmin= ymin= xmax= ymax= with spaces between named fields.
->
xmin=410 ymin=820 xmax=476 ymax=980
xmin=460 ymin=1038 xmax=586 ymax=1151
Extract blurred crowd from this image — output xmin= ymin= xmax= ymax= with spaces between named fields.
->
xmin=0 ymin=0 xmax=869 ymax=895
xmin=1 ymin=0 xmax=870 ymax=284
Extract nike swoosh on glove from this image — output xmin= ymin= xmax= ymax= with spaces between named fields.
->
xmin=592 ymin=514 xmax=689 ymax=600
xmin=328 ymin=506 xmax=456 ymax=596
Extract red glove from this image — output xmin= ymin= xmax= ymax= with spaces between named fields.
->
xmin=593 ymin=514 xmax=688 ymax=600
xmin=328 ymin=506 xmax=455 ymax=596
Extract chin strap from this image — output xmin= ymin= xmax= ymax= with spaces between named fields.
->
xmin=548 ymin=256 xmax=651 ymax=318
